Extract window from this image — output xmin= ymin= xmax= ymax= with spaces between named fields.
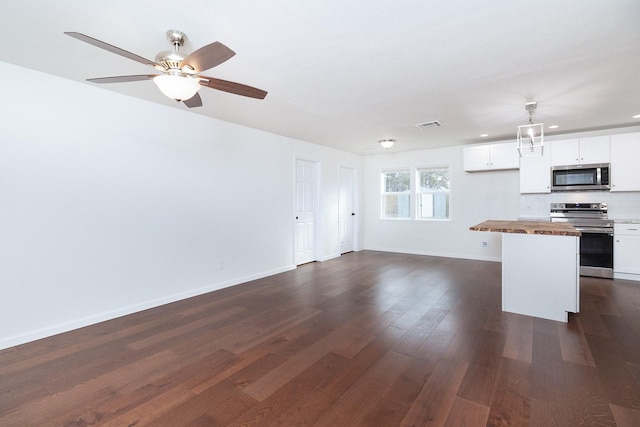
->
xmin=381 ymin=169 xmax=410 ymax=219
xmin=380 ymin=166 xmax=451 ymax=220
xmin=417 ymin=166 xmax=450 ymax=220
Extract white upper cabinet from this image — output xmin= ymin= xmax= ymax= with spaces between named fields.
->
xmin=464 ymin=142 xmax=519 ymax=172
xmin=490 ymin=143 xmax=520 ymax=169
xmin=610 ymin=132 xmax=640 ymax=192
xmin=550 ymin=136 xmax=610 ymax=166
xmin=520 ymin=148 xmax=551 ymax=193
xmin=579 ymin=136 xmax=611 ymax=164
xmin=463 ymin=146 xmax=491 ymax=171
xmin=550 ymin=139 xmax=579 ymax=165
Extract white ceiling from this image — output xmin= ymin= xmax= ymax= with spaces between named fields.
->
xmin=2 ymin=1 xmax=639 ymax=154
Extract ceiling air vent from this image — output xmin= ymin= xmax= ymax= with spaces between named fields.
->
xmin=414 ymin=120 xmax=443 ymax=130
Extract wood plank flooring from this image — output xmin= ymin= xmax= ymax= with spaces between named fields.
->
xmin=1 ymin=250 xmax=640 ymax=426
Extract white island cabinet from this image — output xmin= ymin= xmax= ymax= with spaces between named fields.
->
xmin=502 ymin=233 xmax=579 ymax=322
xmin=470 ymin=220 xmax=580 ymax=322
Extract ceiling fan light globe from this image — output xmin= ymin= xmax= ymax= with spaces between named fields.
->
xmin=153 ymin=75 xmax=200 ymax=101
xmin=379 ymin=139 xmax=395 ymax=149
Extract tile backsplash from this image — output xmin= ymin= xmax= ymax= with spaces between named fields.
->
xmin=520 ymin=191 xmax=640 ymax=221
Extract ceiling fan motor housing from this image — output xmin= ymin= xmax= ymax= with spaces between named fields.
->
xmin=155 ymin=50 xmax=187 ymax=73
xmin=155 ymin=30 xmax=198 ymax=74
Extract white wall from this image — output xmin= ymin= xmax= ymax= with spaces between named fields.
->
xmin=0 ymin=61 xmax=362 ymax=349
xmin=363 ymin=146 xmax=520 ymax=261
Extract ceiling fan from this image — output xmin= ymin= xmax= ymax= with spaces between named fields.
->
xmin=64 ymin=30 xmax=267 ymax=108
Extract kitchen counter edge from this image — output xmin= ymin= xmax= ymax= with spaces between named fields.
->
xmin=469 ymin=220 xmax=581 ymax=236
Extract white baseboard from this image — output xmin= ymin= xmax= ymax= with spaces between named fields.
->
xmin=364 ymin=246 xmax=501 ymax=263
xmin=0 ymin=264 xmax=296 ymax=351
xmin=319 ymin=252 xmax=342 ymax=262
xmin=614 ymin=272 xmax=640 ymax=282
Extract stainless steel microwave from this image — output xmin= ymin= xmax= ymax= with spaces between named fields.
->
xmin=551 ymin=163 xmax=610 ymax=191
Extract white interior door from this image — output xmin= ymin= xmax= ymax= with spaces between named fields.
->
xmin=295 ymin=159 xmax=317 ymax=265
xmin=339 ymin=166 xmax=355 ymax=254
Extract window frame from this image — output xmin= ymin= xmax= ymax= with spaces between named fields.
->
xmin=380 ymin=168 xmax=412 ymax=220
xmin=415 ymin=165 xmax=451 ymax=221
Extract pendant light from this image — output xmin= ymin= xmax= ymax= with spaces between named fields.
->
xmin=517 ymin=102 xmax=544 ymax=157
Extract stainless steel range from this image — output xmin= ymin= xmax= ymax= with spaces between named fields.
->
xmin=550 ymin=202 xmax=614 ymax=278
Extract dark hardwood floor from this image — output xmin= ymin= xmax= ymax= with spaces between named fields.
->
xmin=1 ymin=250 xmax=640 ymax=426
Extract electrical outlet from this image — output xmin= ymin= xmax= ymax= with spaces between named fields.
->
xmin=218 ymin=260 xmax=224 ymax=270
xmin=481 ymin=241 xmax=489 ymax=248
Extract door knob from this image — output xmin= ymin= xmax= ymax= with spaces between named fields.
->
xmin=351 ymin=213 xmax=355 ymax=216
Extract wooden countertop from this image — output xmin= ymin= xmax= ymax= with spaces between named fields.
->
xmin=469 ymin=220 xmax=581 ymax=236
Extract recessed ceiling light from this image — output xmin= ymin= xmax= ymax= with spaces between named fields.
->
xmin=633 ymin=114 xmax=640 ymax=119
xmin=480 ymin=134 xmax=489 ymax=138
xmin=548 ymin=125 xmax=559 ymax=129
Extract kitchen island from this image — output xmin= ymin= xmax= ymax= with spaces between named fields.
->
xmin=470 ymin=220 xmax=581 ymax=322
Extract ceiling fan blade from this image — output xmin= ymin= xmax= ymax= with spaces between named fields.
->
xmin=86 ymin=75 xmax=157 ymax=84
xmin=199 ymin=77 xmax=268 ymax=99
xmin=183 ymin=92 xmax=203 ymax=108
xmin=64 ymin=32 xmax=157 ymax=67
xmin=181 ymin=42 xmax=235 ymax=73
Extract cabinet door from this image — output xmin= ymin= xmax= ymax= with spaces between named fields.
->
xmin=463 ymin=146 xmax=491 ymax=171
xmin=610 ymin=133 xmax=640 ymax=192
xmin=520 ymin=151 xmax=551 ymax=193
xmin=464 ymin=143 xmax=519 ymax=171
xmin=490 ymin=143 xmax=520 ymax=170
xmin=614 ymin=235 xmax=640 ymax=274
xmin=579 ymin=136 xmax=610 ymax=164
xmin=551 ymin=139 xmax=580 ymax=166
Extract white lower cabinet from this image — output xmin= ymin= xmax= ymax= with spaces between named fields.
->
xmin=614 ymin=223 xmax=640 ymax=280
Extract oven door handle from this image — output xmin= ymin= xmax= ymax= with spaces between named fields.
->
xmin=575 ymin=228 xmax=614 ymax=235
